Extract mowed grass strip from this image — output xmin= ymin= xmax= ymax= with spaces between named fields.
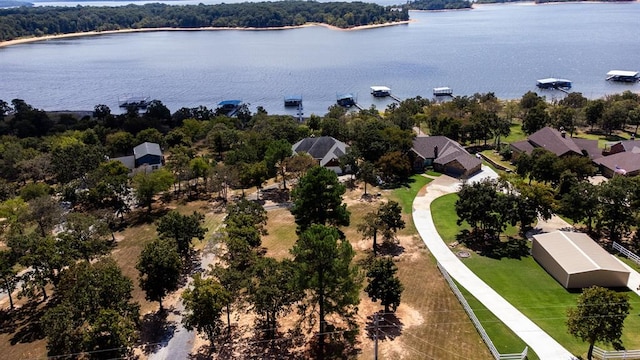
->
xmin=454 ymin=280 xmax=538 ymax=360
xmin=431 ymin=192 xmax=640 ymax=357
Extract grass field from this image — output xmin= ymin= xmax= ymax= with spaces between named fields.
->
xmin=259 ymin=175 xmax=495 ymax=359
xmin=455 ymin=281 xmax=538 ymax=360
xmin=431 ymin=192 xmax=640 ymax=358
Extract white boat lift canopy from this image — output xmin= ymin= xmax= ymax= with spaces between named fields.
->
xmin=370 ymin=86 xmax=391 ymax=92
xmin=607 ymin=70 xmax=639 ymax=77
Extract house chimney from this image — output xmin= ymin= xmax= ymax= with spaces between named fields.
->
xmin=434 ymin=145 xmax=439 ymax=159
xmin=561 ymin=130 xmax=566 ymax=138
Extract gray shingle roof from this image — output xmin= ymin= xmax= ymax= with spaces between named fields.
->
xmin=616 ymin=140 xmax=640 ymax=152
xmin=594 ymin=151 xmax=640 ymax=174
xmin=292 ymin=136 xmax=348 ymax=167
xmin=513 ymin=127 xmax=600 ymax=159
xmin=412 ymin=136 xmax=481 ymax=171
xmin=528 ymin=127 xmax=583 ymax=157
xmin=510 ymin=140 xmax=535 ymax=153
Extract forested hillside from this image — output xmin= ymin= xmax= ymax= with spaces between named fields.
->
xmin=405 ymin=0 xmax=471 ymax=10
xmin=0 ymin=1 xmax=409 ymax=41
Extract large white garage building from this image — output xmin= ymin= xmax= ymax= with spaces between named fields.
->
xmin=531 ymin=231 xmax=630 ymax=289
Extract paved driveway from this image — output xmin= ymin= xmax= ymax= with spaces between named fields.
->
xmin=413 ymin=166 xmax=575 ymax=360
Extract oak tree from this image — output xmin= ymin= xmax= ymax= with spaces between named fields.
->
xmin=364 ymin=257 xmax=403 ymax=313
xmin=567 ymin=286 xmax=630 ymax=360
xmin=137 ymin=238 xmax=182 ymax=311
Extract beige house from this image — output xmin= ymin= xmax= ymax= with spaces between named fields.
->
xmin=531 ymin=231 xmax=630 ymax=289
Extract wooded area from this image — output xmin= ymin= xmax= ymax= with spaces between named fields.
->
xmin=1 ymin=88 xmax=640 ymax=358
xmin=0 ymin=1 xmax=410 ymax=41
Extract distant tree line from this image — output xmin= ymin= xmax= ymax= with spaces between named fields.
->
xmin=0 ymin=0 xmax=32 ymax=7
xmin=405 ymin=0 xmax=471 ymax=10
xmin=535 ymin=0 xmax=633 ymax=3
xmin=0 ymin=1 xmax=409 ymax=41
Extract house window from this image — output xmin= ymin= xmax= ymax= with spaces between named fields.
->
xmin=152 ymin=165 xmax=159 ymax=170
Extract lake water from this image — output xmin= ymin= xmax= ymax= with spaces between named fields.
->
xmin=1 ymin=2 xmax=639 ymax=116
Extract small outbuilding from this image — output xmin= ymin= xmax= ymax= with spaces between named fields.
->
xmin=531 ymin=231 xmax=630 ymax=289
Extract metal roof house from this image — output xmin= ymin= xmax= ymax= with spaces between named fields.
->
xmin=409 ymin=136 xmax=481 ymax=178
xmin=532 ymin=231 xmax=630 ymax=289
xmin=133 ymin=142 xmax=163 ymax=168
xmin=113 ymin=142 xmax=164 ymax=173
xmin=292 ymin=136 xmax=348 ymax=174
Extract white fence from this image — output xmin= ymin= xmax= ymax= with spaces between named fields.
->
xmin=612 ymin=242 xmax=640 ymax=265
xmin=593 ymin=346 xmax=640 ymax=360
xmin=437 ymin=262 xmax=528 ymax=360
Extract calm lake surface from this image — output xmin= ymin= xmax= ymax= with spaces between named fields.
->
xmin=1 ymin=2 xmax=639 ymax=116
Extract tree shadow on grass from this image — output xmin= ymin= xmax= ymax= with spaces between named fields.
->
xmin=139 ymin=308 xmax=177 ymax=355
xmin=0 ymin=300 xmax=47 ymax=345
xmin=365 ymin=311 xmax=403 ymax=341
xmin=456 ymin=230 xmax=529 ymax=259
xmin=378 ymin=241 xmax=405 ymax=257
xmin=237 ymin=326 xmax=307 ymax=360
xmin=260 ymin=188 xmax=290 ymax=204
xmin=308 ymin=324 xmax=361 ymax=360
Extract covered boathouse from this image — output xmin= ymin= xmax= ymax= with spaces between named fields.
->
xmin=370 ymin=86 xmax=391 ymax=97
xmin=536 ymin=78 xmax=572 ymax=89
xmin=606 ymin=70 xmax=639 ymax=82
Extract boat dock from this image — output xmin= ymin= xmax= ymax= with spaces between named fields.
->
xmin=433 ymin=87 xmax=453 ymax=97
xmin=216 ymin=100 xmax=243 ymax=116
xmin=606 ymin=70 xmax=639 ymax=83
xmin=337 ymin=93 xmax=364 ymax=110
xmin=536 ymin=78 xmax=572 ymax=91
xmin=118 ymin=94 xmax=150 ymax=109
xmin=371 ymin=85 xmax=401 ymax=103
xmin=284 ymin=95 xmax=303 ymax=107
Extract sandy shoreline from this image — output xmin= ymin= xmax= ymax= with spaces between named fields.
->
xmin=0 ymin=20 xmax=412 ymax=48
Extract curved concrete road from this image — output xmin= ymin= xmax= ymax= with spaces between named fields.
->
xmin=412 ymin=167 xmax=575 ymax=360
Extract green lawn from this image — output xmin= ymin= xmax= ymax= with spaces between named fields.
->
xmin=391 ymin=175 xmax=432 ymax=215
xmin=431 ymin=193 xmax=519 ymax=241
xmin=503 ymin=123 xmax=527 ymax=144
xmin=431 ymin=193 xmax=640 ymax=358
xmin=455 ymin=281 xmax=539 ymax=360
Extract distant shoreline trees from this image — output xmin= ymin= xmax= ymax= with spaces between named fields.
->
xmin=0 ymin=1 xmax=409 ymax=42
